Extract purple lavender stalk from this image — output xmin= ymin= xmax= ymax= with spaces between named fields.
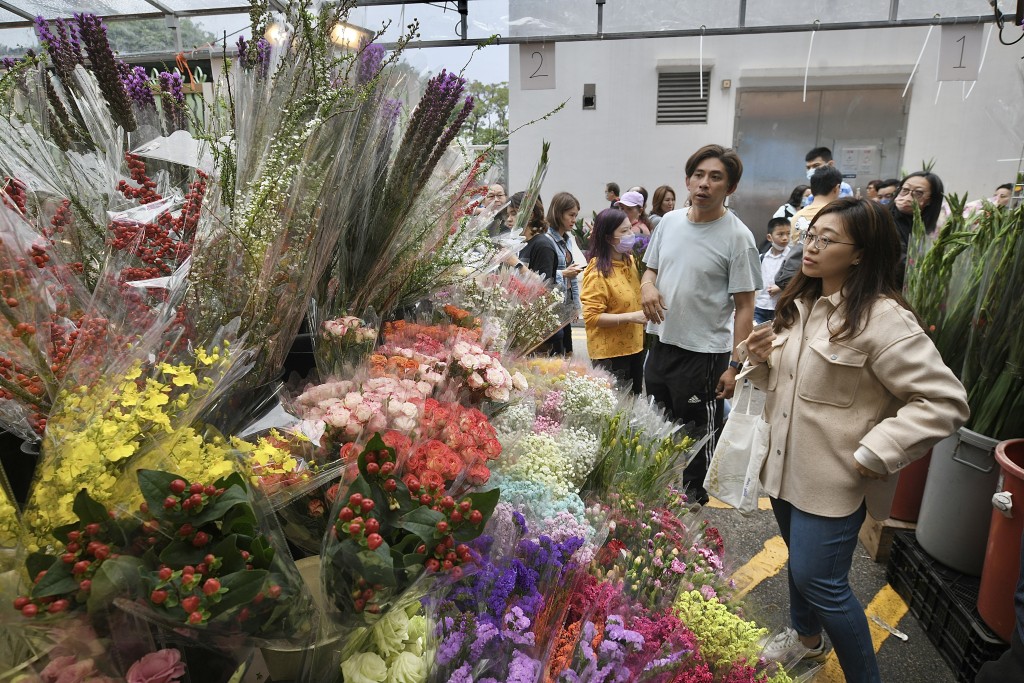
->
xmin=122 ymin=65 xmax=154 ymax=109
xmin=34 ymin=16 xmax=81 ymax=84
xmin=356 ymin=41 xmax=385 ymax=85
xmin=75 ymin=13 xmax=136 ymax=132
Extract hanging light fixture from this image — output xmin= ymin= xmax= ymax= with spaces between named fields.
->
xmin=330 ymin=22 xmax=372 ymax=49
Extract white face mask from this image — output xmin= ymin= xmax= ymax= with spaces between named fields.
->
xmin=806 ymin=167 xmax=816 ymax=181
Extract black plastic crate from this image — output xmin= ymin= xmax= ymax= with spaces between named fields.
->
xmin=886 ymin=531 xmax=1009 ymax=682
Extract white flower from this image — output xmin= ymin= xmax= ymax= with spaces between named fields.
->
xmin=467 ymin=372 xmax=485 ymax=389
xmin=341 ymin=653 xmax=387 ymax=683
xmin=323 ymin=405 xmax=352 ymax=428
xmin=386 ymin=652 xmax=426 ymax=683
xmin=372 ymin=609 xmax=409 ymax=657
xmin=488 ymin=387 xmax=510 ymax=402
xmin=511 ymin=372 xmax=529 ymax=391
xmin=484 ymin=367 xmax=507 ymax=388
xmin=343 ymin=391 xmax=364 ymax=409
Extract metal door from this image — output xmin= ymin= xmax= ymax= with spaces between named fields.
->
xmin=732 ymin=88 xmax=908 ymax=240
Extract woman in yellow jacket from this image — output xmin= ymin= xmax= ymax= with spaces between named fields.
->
xmin=580 ymin=208 xmax=648 ymax=393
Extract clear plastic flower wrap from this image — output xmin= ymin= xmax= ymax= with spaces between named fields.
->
xmin=437 ymin=267 xmax=575 ymax=357
xmin=307 ymin=305 xmax=380 ymax=381
xmin=21 ymin=319 xmax=254 ymax=547
xmin=9 ymin=460 xmax=317 ymax=683
xmin=319 ymin=433 xmax=500 ymax=641
xmin=187 ymin=3 xmax=421 ymax=386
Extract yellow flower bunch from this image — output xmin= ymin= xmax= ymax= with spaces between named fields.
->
xmin=0 ymin=485 xmax=22 ymax=549
xmin=22 ymin=344 xmax=241 ymax=548
xmin=231 ymin=429 xmax=304 ymax=486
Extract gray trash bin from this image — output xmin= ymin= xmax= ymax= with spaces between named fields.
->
xmin=916 ymin=427 xmax=1000 ymax=576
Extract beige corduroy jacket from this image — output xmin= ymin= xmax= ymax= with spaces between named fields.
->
xmin=737 ymin=292 xmax=969 ymax=520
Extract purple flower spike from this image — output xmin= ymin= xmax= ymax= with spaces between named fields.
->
xmin=357 ymin=41 xmax=385 ymax=85
xmin=122 ymin=65 xmax=154 ymax=108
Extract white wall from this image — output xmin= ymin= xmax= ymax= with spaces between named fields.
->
xmin=508 ymin=26 xmax=1023 ymax=221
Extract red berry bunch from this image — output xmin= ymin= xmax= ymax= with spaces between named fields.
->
xmin=146 ymin=556 xmax=228 ymax=626
xmin=15 ymin=523 xmax=116 ymax=618
xmin=110 ymin=154 xmax=208 ymax=281
xmin=1 ymin=176 xmax=27 ymax=215
xmin=350 ymin=577 xmax=387 ymax=614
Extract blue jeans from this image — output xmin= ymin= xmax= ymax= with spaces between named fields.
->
xmin=753 ymin=307 xmax=776 ymax=324
xmin=770 ymin=498 xmax=881 ymax=683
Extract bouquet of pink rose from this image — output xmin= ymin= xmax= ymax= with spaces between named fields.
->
xmin=447 ymin=339 xmax=528 ymax=405
xmin=312 ymin=313 xmax=380 ymax=379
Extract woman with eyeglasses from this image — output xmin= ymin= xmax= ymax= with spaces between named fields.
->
xmin=890 ymin=171 xmax=944 ymax=283
xmin=740 ymin=198 xmax=968 ymax=683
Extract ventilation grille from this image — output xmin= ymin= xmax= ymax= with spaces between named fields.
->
xmin=656 ymin=72 xmax=711 ymax=124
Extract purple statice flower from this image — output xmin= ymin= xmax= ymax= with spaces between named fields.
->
xmin=122 ymin=65 xmax=154 ymax=108
xmin=605 ymin=615 xmax=645 ymax=649
xmin=512 ymin=510 xmax=527 ymax=532
xmin=448 ymin=663 xmax=473 ymax=683
xmin=436 ymin=629 xmax=466 ymax=666
xmin=507 ymin=650 xmax=541 ymax=683
xmin=643 ymin=649 xmax=692 ymax=674
xmin=470 ymin=619 xmax=500 ymax=660
xmin=1 ymin=57 xmax=18 ymax=70
xmin=254 ymin=38 xmax=271 ymax=76
xmin=357 ymin=41 xmax=386 ymax=85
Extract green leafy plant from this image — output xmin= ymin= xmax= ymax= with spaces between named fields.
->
xmin=16 ymin=469 xmax=312 ymax=641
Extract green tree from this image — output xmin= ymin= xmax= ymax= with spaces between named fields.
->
xmin=464 ymin=80 xmax=508 ymax=145
xmin=105 ymin=18 xmax=217 ymax=55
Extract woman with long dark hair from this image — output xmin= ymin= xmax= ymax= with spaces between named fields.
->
xmin=650 ymin=185 xmax=676 ymax=228
xmin=891 ymin=171 xmax=944 ymax=281
xmin=509 ymin=192 xmax=557 ymax=281
xmin=743 ymin=198 xmax=968 ymax=682
xmin=580 ymin=208 xmax=647 ymax=393
xmin=773 ymin=184 xmax=811 ymax=221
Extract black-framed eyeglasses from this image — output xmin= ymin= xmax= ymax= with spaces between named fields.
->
xmin=801 ymin=231 xmax=857 ymax=250
xmin=898 ymin=186 xmax=929 ymax=201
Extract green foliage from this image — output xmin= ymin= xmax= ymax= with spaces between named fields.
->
xmin=464 ymin=80 xmax=509 ymax=145
xmin=105 ymin=18 xmax=217 ymax=54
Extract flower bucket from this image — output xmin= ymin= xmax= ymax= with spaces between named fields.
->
xmin=889 ymin=448 xmax=931 ymax=522
xmin=977 ymin=439 xmax=1024 ymax=642
xmin=916 ymin=427 xmax=1001 ymax=576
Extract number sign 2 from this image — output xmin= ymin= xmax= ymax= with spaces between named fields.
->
xmin=937 ymin=24 xmax=984 ymax=81
xmin=520 ymin=43 xmax=555 ymax=90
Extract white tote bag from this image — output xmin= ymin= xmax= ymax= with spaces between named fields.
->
xmin=703 ymin=381 xmax=771 ymax=515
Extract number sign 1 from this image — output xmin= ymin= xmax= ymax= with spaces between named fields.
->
xmin=519 ymin=43 xmax=555 ymax=90
xmin=937 ymin=24 xmax=984 ymax=81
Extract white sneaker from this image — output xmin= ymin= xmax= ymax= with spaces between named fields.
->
xmin=761 ymin=627 xmax=830 ymax=663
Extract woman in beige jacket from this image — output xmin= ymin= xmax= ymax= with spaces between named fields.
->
xmin=740 ymin=198 xmax=968 ymax=683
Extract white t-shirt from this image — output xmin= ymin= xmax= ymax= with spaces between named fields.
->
xmin=643 ymin=209 xmax=762 ymax=353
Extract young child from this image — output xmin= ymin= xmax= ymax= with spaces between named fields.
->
xmin=753 ymin=217 xmax=792 ymax=324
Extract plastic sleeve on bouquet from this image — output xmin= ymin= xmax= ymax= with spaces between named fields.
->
xmin=318 ymin=433 xmax=500 ymax=639
xmin=13 ymin=463 xmax=317 ymax=660
xmin=21 ymin=328 xmax=253 ymax=546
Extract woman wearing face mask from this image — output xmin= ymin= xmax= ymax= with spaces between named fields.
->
xmin=889 ymin=171 xmax=944 ymax=284
xmin=581 ymin=208 xmax=648 ymax=393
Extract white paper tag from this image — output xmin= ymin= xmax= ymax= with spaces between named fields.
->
xmin=520 ymin=43 xmax=556 ymax=90
xmin=937 ymin=24 xmax=984 ymax=81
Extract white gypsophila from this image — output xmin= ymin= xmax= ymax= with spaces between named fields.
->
xmin=560 ymin=371 xmax=617 ymax=433
xmin=557 ymin=426 xmax=601 ymax=488
xmin=492 ymin=400 xmax=536 ymax=435
xmin=498 ymin=432 xmax=572 ymax=500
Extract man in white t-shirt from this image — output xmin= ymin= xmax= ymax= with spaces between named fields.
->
xmin=640 ymin=144 xmax=762 ymax=505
